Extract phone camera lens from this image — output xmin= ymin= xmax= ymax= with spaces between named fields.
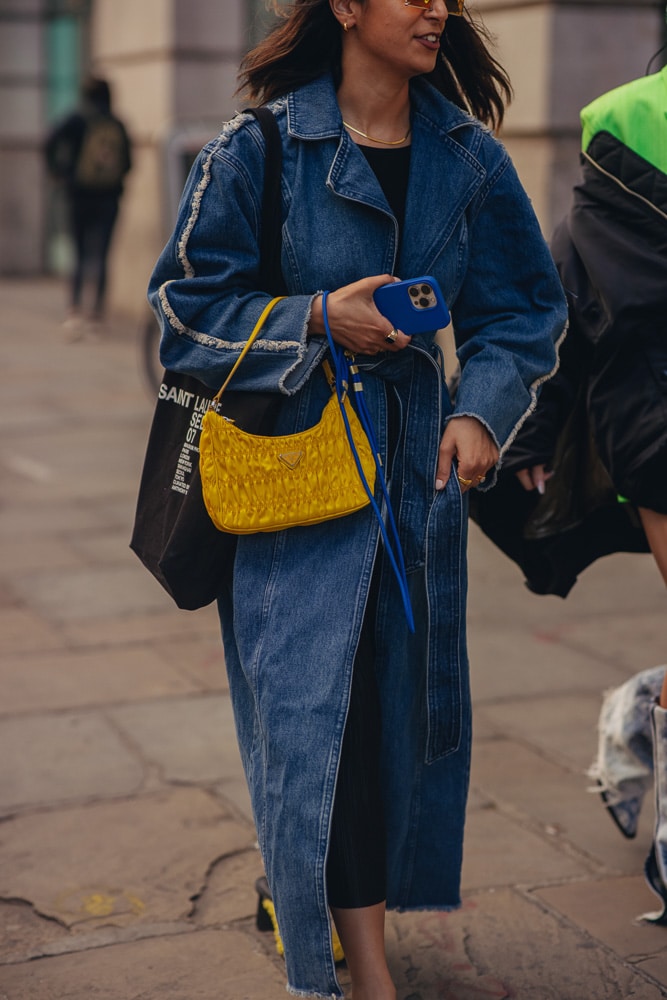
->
xmin=409 ymin=286 xmax=419 ymax=298
xmin=419 ymin=297 xmax=430 ymax=308
xmin=420 ymin=284 xmax=431 ymax=295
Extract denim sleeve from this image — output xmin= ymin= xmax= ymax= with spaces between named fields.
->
xmin=450 ymin=153 xmax=568 ymax=460
xmin=147 ymin=126 xmax=327 ymax=394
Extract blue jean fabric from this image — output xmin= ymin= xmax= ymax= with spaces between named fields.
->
xmin=148 ymin=73 xmax=567 ymax=997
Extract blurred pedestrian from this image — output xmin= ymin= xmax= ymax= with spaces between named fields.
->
xmin=147 ymin=0 xmax=566 ymax=995
xmin=45 ymin=76 xmax=132 ymax=336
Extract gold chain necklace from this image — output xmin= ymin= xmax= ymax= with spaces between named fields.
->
xmin=343 ymin=120 xmax=411 ymax=146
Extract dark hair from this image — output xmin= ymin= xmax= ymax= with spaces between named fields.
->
xmin=82 ymin=76 xmax=112 ymax=114
xmin=239 ymin=0 xmax=512 ymax=130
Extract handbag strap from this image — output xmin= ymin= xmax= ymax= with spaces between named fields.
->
xmin=212 ymin=106 xmax=287 ymax=404
xmin=213 ymin=296 xmax=285 ymax=402
xmin=247 ymin=106 xmax=287 ymax=297
xmin=321 ymin=292 xmax=415 ymax=633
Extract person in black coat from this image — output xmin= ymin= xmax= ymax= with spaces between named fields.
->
xmin=472 ymin=62 xmax=667 ymax=923
xmin=470 ymin=67 xmax=667 ymax=598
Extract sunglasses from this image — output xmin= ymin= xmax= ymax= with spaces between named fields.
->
xmin=404 ymin=0 xmax=464 ymax=12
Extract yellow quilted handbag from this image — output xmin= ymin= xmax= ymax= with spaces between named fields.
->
xmin=199 ymin=297 xmax=376 ymax=534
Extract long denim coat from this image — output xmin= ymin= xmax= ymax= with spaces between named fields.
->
xmin=148 ymin=73 xmax=567 ymax=998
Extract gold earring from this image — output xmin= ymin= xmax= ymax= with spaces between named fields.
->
xmin=344 ymin=20 xmax=349 ymax=30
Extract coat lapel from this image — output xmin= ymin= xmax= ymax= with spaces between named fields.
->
xmin=399 ymin=102 xmax=486 ymax=277
xmin=287 ymin=74 xmax=488 ymax=275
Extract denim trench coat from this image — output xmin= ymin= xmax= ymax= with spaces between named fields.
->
xmin=148 ymin=73 xmax=567 ymax=998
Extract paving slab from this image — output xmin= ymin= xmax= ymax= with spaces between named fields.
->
xmin=637 ymin=955 xmax=667 ymax=992
xmin=0 ymin=397 xmax=68 ymax=432
xmin=471 ymin=736 xmax=655 ymax=873
xmin=10 ymin=565 xmax=176 ymax=622
xmin=0 ymin=712 xmax=144 ymax=812
xmin=191 ymin=848 xmax=264 ymax=927
xmin=67 ymin=527 xmax=147 ymax=566
xmin=61 ymin=605 xmax=222 ymax=648
xmin=109 ymin=695 xmax=243 ymax=785
xmin=468 ymin=624 xmax=627 ymax=703
xmin=213 ymin=777 xmax=254 ymax=825
xmin=0 ymin=536 xmax=84 ymax=575
xmin=0 ymin=900 xmax=68 ymax=965
xmin=151 ymin=635 xmax=228 ymax=692
xmin=91 ymin=493 xmax=146 ymax=531
xmin=0 ymin=608 xmax=64 ymax=656
xmin=475 ymin=692 xmax=603 ymax=772
xmin=0 ymin=849 xmax=264 ymax=967
xmin=468 ymin=524 xmax=664 ymax=624
xmin=0 ymin=646 xmax=198 ymax=715
xmin=0 ymin=789 xmax=254 ymax=929
xmin=0 ymin=926 xmax=288 ymax=1000
xmin=4 ymin=921 xmax=196 ymax=965
xmin=0 ymin=583 xmax=19 ymax=610
xmin=0 ymin=499 xmax=108 ymax=538
xmin=386 ymin=889 xmax=667 ymax=1000
xmin=386 ymin=904 xmax=511 ymax=1000
xmin=470 ymin=710 xmax=501 ymax=741
xmin=535 ymin=876 xmax=667 ymax=962
xmin=461 ymin=801 xmax=588 ymax=891
xmin=0 ymin=426 xmax=146 ymax=504
xmin=540 ymin=612 xmax=667 ymax=676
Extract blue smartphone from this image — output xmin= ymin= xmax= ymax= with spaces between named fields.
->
xmin=373 ymin=276 xmax=450 ymax=335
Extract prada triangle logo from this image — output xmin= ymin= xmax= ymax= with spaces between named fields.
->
xmin=278 ymin=451 xmax=303 ymax=470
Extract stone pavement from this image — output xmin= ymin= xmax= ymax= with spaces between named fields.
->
xmin=0 ymin=276 xmax=666 ymax=1000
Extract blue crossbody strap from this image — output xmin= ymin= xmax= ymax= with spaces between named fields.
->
xmin=321 ymin=291 xmax=415 ymax=633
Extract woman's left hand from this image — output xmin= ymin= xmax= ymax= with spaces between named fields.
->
xmin=435 ymin=416 xmax=499 ymax=493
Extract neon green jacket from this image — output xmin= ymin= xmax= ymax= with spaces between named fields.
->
xmin=581 ymin=64 xmax=667 ymax=172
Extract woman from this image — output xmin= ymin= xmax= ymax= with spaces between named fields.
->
xmin=148 ymin=0 xmax=567 ymax=995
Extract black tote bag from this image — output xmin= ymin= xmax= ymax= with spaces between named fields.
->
xmin=130 ymin=107 xmax=286 ymax=610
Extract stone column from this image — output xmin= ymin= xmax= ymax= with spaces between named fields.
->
xmin=90 ymin=0 xmax=246 ymax=319
xmin=0 ymin=0 xmax=48 ymax=273
xmin=476 ymin=0 xmax=665 ymax=234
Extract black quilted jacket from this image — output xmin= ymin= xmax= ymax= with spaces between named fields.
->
xmin=470 ymin=130 xmax=667 ymax=595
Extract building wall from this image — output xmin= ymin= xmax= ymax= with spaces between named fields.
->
xmin=89 ymin=0 xmax=247 ymax=319
xmin=0 ymin=0 xmax=48 ymax=273
xmin=478 ymin=0 xmax=664 ymax=233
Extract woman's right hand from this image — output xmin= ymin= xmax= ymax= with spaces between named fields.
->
xmin=515 ymin=464 xmax=552 ymax=495
xmin=308 ymin=275 xmax=412 ymax=355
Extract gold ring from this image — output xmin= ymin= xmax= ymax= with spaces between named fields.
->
xmin=475 ymin=475 xmax=486 ymax=483
xmin=457 ymin=476 xmax=473 ymax=488
xmin=385 ymin=328 xmax=398 ymax=344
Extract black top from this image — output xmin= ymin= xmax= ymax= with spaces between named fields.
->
xmin=360 ymin=145 xmax=412 ymax=237
xmin=358 ymin=145 xmax=411 ymax=466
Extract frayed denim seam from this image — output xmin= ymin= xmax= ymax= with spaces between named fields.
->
xmin=500 ymin=317 xmax=569 ymax=459
xmin=158 ymin=281 xmax=301 ymax=354
xmin=177 ymin=148 xmax=214 ymax=279
xmin=390 ymin=900 xmax=462 ymax=913
xmin=286 ymin=987 xmax=342 ymax=999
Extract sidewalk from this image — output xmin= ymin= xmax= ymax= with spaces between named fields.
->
xmin=0 ymin=276 xmax=666 ymax=1000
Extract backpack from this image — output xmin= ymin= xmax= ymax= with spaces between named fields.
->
xmin=74 ymin=115 xmax=127 ymax=189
